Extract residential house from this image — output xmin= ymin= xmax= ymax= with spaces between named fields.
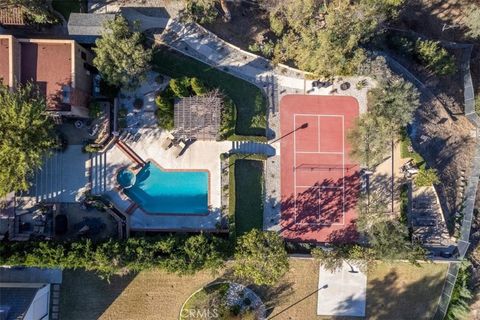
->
xmin=0 ymin=267 xmax=62 ymax=320
xmin=0 ymin=35 xmax=94 ymax=118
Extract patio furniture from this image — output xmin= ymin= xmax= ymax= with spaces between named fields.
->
xmin=172 ymin=141 xmax=186 ymax=158
xmin=161 ymin=133 xmax=175 ymax=150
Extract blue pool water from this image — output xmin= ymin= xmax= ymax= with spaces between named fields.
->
xmin=117 ymin=162 xmax=208 ymax=214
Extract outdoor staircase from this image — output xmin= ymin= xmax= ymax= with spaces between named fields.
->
xmin=29 ymin=152 xmax=63 ymax=203
xmin=90 ymin=151 xmax=108 ymax=195
xmin=230 ymin=141 xmax=275 ymax=156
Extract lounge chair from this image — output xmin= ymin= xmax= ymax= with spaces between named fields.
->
xmin=172 ymin=141 xmax=186 ymax=158
xmin=161 ymin=134 xmax=174 ymax=150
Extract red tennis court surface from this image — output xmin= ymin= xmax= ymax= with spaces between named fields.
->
xmin=280 ymin=95 xmax=361 ymax=243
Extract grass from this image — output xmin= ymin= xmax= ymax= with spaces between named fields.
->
xmin=266 ymin=260 xmax=448 ymax=320
xmin=52 ymin=0 xmax=86 ymax=20
xmin=60 ymin=268 xmax=220 ymax=320
xmin=152 ymin=47 xmax=267 ymax=138
xmin=227 ymin=155 xmax=266 ymax=238
xmin=399 ymin=183 xmax=409 ymax=225
xmin=59 ymin=260 xmax=448 ymax=320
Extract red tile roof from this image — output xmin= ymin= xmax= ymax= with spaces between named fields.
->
xmin=0 ymin=38 xmax=9 ymax=86
xmin=0 ymin=6 xmax=25 ymax=25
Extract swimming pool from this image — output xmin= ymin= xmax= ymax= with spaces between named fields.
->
xmin=117 ymin=162 xmax=209 ymax=214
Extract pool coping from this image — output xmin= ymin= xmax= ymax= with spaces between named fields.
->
xmin=113 ymin=158 xmax=212 ymax=217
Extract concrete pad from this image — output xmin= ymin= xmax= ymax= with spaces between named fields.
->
xmin=317 ymin=261 xmax=367 ymax=317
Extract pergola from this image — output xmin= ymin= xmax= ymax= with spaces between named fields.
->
xmin=173 ymin=93 xmax=222 ymax=140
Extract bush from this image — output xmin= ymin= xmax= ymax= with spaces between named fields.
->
xmin=169 ymin=78 xmax=190 ymax=97
xmin=83 ymin=144 xmax=102 ymax=153
xmin=415 ymin=168 xmax=439 ymax=187
xmin=475 ymin=95 xmax=480 ymax=115
xmin=220 ymin=97 xmax=236 ymax=139
xmin=134 ymin=98 xmax=143 ymax=109
xmin=89 ymin=102 xmax=103 ymax=118
xmin=0 ymin=234 xmax=228 ymax=279
xmin=446 ymin=262 xmax=473 ymax=320
xmin=190 ymin=77 xmax=208 ymax=95
xmin=269 ymin=13 xmax=285 ymax=36
xmin=184 ymin=0 xmax=218 ymax=24
xmin=415 ymin=39 xmax=457 ymax=76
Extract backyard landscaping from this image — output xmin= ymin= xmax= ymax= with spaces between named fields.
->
xmin=228 ymin=156 xmax=265 ymax=238
xmin=152 ymin=46 xmax=267 ymax=139
xmin=59 ymin=259 xmax=448 ymax=320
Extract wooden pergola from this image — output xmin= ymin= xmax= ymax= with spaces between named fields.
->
xmin=173 ymin=93 xmax=222 ymax=140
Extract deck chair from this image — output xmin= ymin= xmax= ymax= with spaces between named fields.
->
xmin=161 ymin=136 xmax=173 ymax=150
xmin=172 ymin=141 xmax=186 ymax=158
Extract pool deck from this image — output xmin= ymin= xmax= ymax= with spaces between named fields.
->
xmin=102 ymin=128 xmax=232 ymax=231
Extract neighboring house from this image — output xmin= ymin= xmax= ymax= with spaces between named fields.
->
xmin=67 ymin=13 xmax=115 ymax=44
xmin=0 ymin=35 xmax=94 ymax=118
xmin=0 ymin=267 xmax=62 ymax=320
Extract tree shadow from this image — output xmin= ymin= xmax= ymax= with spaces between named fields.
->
xmin=280 ymin=170 xmax=361 ymax=243
xmin=59 ymin=269 xmax=137 ymax=320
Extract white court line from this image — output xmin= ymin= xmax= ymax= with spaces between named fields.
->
xmin=296 ymin=186 xmax=344 ymax=189
xmin=317 ymin=116 xmax=321 ymax=152
xmin=293 ymin=113 xmax=347 ymax=226
xmin=296 ymin=151 xmax=344 ymax=154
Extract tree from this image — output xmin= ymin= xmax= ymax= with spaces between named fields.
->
xmin=348 ymin=113 xmax=391 ymax=168
xmin=355 ymin=195 xmax=425 ymax=263
xmin=312 ymin=244 xmax=375 ymax=273
xmin=93 ymin=16 xmax=152 ymax=88
xmin=1 ymin=0 xmax=57 ymax=24
xmin=271 ymin=0 xmax=404 ymax=76
xmin=415 ymin=39 xmax=456 ymax=76
xmin=0 ymin=83 xmax=55 ymax=197
xmin=369 ymin=79 xmax=420 ymax=132
xmin=464 ymin=4 xmax=480 ymax=39
xmin=234 ymin=230 xmax=289 ymax=286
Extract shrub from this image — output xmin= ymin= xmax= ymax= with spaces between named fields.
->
xmin=248 ymin=42 xmax=261 ymax=53
xmin=220 ymin=97 xmax=236 ymax=139
xmin=0 ymin=234 xmax=228 ymax=279
xmin=133 ymin=98 xmax=143 ymax=109
xmin=269 ymin=13 xmax=285 ymax=36
xmin=415 ymin=168 xmax=439 ymax=187
xmin=169 ymin=77 xmax=190 ymax=97
xmin=83 ymin=144 xmax=102 ymax=153
xmin=184 ymin=0 xmax=218 ymax=24
xmin=415 ymin=39 xmax=457 ymax=76
xmin=475 ymin=95 xmax=480 ymax=115
xmin=89 ymin=101 xmax=103 ymax=118
xmin=445 ymin=262 xmax=473 ymax=320
xmin=190 ymin=77 xmax=208 ymax=95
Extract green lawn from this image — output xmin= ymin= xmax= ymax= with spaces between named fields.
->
xmin=152 ymin=47 xmax=267 ymax=138
xmin=233 ymin=159 xmax=264 ymax=237
xmin=226 ymin=154 xmax=265 ymax=238
xmin=52 ymin=0 xmax=86 ymax=20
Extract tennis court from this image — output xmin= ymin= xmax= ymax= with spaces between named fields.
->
xmin=280 ymin=95 xmax=360 ymax=243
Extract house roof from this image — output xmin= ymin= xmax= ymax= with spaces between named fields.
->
xmin=0 ymin=267 xmax=62 ymax=284
xmin=20 ymin=40 xmax=73 ymax=111
xmin=68 ymin=13 xmax=115 ymax=37
xmin=0 ymin=6 xmax=25 ymax=26
xmin=0 ymin=288 xmax=38 ymax=320
xmin=174 ymin=94 xmax=222 ymax=140
xmin=0 ymin=37 xmax=9 ymax=87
